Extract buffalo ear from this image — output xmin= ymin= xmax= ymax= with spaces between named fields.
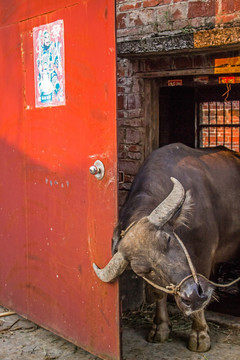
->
xmin=170 ymin=190 xmax=194 ymax=229
xmin=112 ymin=224 xmax=122 ymax=255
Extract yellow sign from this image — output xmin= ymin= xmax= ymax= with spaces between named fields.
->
xmin=214 ymin=57 xmax=240 ymax=74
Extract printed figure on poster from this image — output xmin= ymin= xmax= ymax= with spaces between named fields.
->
xmin=33 ymin=20 xmax=65 ymax=107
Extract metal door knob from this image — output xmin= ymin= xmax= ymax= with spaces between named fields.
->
xmin=89 ymin=166 xmax=98 ymax=175
xmin=89 ymin=160 xmax=105 ymax=180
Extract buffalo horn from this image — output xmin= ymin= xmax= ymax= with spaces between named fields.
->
xmin=148 ymin=177 xmax=185 ymax=227
xmin=93 ymin=252 xmax=128 ymax=282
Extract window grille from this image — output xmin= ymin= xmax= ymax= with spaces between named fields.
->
xmin=197 ymin=101 xmax=240 ymax=152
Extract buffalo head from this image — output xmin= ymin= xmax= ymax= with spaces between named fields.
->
xmin=93 ymin=178 xmax=213 ymax=316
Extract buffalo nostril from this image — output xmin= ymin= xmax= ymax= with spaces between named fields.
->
xmin=197 ymin=283 xmax=208 ymax=301
xmin=197 ymin=283 xmax=203 ymax=296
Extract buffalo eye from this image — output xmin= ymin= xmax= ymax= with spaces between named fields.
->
xmin=157 ymin=231 xmax=171 ymax=252
xmin=166 ymin=234 xmax=171 ymax=246
xmin=165 ymin=234 xmax=172 ymax=252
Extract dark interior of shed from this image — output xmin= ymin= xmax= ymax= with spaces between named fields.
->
xmin=158 ymin=78 xmax=240 ymax=316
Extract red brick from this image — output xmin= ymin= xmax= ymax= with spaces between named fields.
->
xmin=143 ymin=0 xmax=161 ymax=7
xmin=143 ymin=0 xmax=170 ymax=6
xmin=128 ymin=152 xmax=142 ymax=160
xmin=127 ymin=94 xmax=136 ymax=109
xmin=172 ymin=8 xmax=182 ymax=20
xmin=222 ymin=0 xmax=240 ymax=14
xmin=217 ymin=13 xmax=239 ymax=23
xmin=127 ymin=94 xmax=142 ymax=109
xmin=127 ymin=109 xmax=143 ymax=118
xmin=120 ymin=3 xmax=142 ymax=11
xmin=133 ymin=15 xmax=144 ymax=26
xmin=117 ymin=110 xmax=126 ymax=119
xmin=118 ymin=128 xmax=125 ymax=143
xmin=118 ymin=118 xmax=144 ymax=127
xmin=118 ymin=94 xmax=127 ymax=110
xmin=119 ymin=150 xmax=127 ymax=160
xmin=117 ymin=86 xmax=125 ymax=93
xmin=116 ymin=13 xmax=127 ymax=29
xmin=125 ymin=128 xmax=142 ymax=144
xmin=118 ymin=144 xmax=127 ymax=159
xmin=128 ymin=145 xmax=141 ymax=152
xmin=119 ymin=4 xmax=135 ymax=11
xmin=188 ymin=0 xmax=215 ymax=18
xmin=118 ymin=160 xmax=140 ymax=175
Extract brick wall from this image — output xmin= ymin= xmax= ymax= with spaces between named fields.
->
xmin=117 ymin=0 xmax=240 ymax=41
xmin=116 ymin=0 xmax=240 ymax=205
xmin=216 ymin=0 xmax=240 ymax=24
xmin=117 ymin=0 xmax=214 ymax=40
xmin=117 ymin=58 xmax=145 ymax=205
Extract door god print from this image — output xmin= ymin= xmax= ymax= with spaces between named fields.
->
xmin=33 ymin=20 xmax=65 ymax=107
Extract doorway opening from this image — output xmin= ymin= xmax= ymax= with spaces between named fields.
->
xmin=159 ymin=79 xmax=240 ymax=152
xmin=158 ymin=77 xmax=240 ymax=316
xmin=159 ymin=86 xmax=195 ymax=148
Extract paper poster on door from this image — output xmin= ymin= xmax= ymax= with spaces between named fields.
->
xmin=33 ymin=20 xmax=65 ymax=107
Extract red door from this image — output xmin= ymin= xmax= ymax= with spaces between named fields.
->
xmin=0 ymin=1 xmax=120 ymax=359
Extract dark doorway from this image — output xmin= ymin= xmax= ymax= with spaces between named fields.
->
xmin=158 ymin=80 xmax=240 ymax=316
xmin=159 ymin=86 xmax=195 ymax=147
xmin=159 ymin=82 xmax=240 ymax=151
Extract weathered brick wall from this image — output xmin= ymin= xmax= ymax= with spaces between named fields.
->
xmin=117 ymin=0 xmax=240 ymax=41
xmin=116 ymin=0 xmax=240 ymax=206
xmin=216 ymin=0 xmax=240 ymax=24
xmin=117 ymin=58 xmax=145 ymax=205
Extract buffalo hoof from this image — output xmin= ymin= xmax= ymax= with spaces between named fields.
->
xmin=188 ymin=329 xmax=211 ymax=352
xmin=147 ymin=322 xmax=170 ymax=343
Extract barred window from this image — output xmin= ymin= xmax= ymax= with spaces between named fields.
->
xmin=197 ymin=101 xmax=240 ymax=152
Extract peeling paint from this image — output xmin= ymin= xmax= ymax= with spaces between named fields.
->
xmin=45 ymin=178 xmax=70 ymax=189
xmin=89 ymin=151 xmax=110 ymax=159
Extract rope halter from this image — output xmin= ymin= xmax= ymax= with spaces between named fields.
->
xmin=142 ymin=231 xmax=240 ymax=296
xmin=142 ymin=232 xmax=199 ymax=296
xmin=120 ymin=220 xmax=240 ymax=296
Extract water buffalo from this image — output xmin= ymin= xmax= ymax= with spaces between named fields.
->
xmin=93 ymin=143 xmax=240 ymax=352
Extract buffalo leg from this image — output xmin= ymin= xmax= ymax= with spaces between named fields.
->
xmin=147 ymin=293 xmax=171 ymax=343
xmin=188 ymin=310 xmax=210 ymax=352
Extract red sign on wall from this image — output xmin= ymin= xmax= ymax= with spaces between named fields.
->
xmin=219 ymin=76 xmax=236 ymax=84
xmin=168 ymin=79 xmax=183 ymax=86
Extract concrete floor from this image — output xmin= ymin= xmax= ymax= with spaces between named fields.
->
xmin=0 ymin=305 xmax=239 ymax=360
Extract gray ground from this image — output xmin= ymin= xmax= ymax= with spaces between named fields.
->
xmin=0 ymin=305 xmax=239 ymax=360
